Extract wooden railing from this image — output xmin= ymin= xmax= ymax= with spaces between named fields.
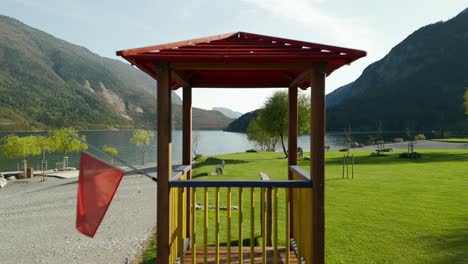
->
xmin=169 ymin=166 xmax=313 ymax=263
xmin=289 ymin=165 xmax=313 ymax=263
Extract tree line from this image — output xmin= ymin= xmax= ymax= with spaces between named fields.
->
xmin=0 ymin=128 xmax=155 ymax=178
xmin=0 ymin=128 xmax=88 ymax=178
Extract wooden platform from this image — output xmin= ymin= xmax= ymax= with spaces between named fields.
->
xmin=183 ymin=246 xmax=298 ymax=263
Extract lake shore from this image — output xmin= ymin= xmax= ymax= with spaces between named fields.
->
xmin=358 ymin=139 xmax=468 ymax=150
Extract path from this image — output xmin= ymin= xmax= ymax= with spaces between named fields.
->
xmin=0 ymin=175 xmax=156 ymax=264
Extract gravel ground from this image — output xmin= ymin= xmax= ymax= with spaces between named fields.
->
xmin=359 ymin=140 xmax=468 ymax=150
xmin=0 ymin=174 xmax=156 ymax=264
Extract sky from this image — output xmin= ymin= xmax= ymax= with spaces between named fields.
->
xmin=3 ymin=0 xmax=468 ymax=113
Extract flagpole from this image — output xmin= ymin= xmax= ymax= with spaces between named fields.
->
xmin=65 ymin=132 xmax=157 ymax=182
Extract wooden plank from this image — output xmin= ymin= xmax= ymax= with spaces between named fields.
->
xmin=184 ymin=247 xmax=299 ymax=263
xmin=289 ymin=69 xmax=313 ymax=88
xmin=172 ymin=70 xmax=191 ymax=88
xmin=259 ymin=172 xmax=272 ymax=247
xmin=170 ymin=62 xmax=315 ymax=71
xmin=169 ymin=180 xmax=312 ymax=188
xmin=204 ymin=187 xmax=209 ymax=264
xmin=262 ymin=188 xmax=267 ymax=264
xmin=288 ymin=165 xmax=311 ymax=181
xmin=250 ymin=187 xmax=255 ymax=263
xmin=183 ymin=86 xmax=192 ymax=238
xmin=126 ymin=53 xmax=350 ymax=63
xmin=170 ymin=165 xmax=192 ymax=181
xmin=288 ymin=86 xmax=298 ymax=244
xmin=191 ymin=188 xmax=197 ymax=264
xmin=273 ymin=188 xmax=278 ymax=264
xmin=215 ymin=187 xmax=220 ymax=264
xmin=286 ymin=189 xmax=291 ymax=264
xmin=156 ymin=62 xmax=172 ymax=264
xmin=310 ymin=64 xmax=326 ymax=264
xmin=227 ymin=187 xmax=232 ymax=263
xmin=259 ymin=172 xmax=270 ymax=181
xmin=239 ymin=187 xmax=243 ymax=264
xmin=116 ymin=32 xmax=237 ymax=56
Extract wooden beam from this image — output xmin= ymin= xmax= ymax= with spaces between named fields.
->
xmin=289 ymin=69 xmax=313 ymax=88
xmin=169 ymin=180 xmax=312 ymax=188
xmin=288 ymin=86 xmax=298 ymax=244
xmin=116 ymin=32 xmax=238 ymax=56
xmin=170 ymin=62 xmax=315 ymax=71
xmin=310 ymin=63 xmax=326 ymax=264
xmin=172 ymin=71 xmax=191 ymax=88
xmin=156 ymin=62 xmax=172 ymax=264
xmin=183 ymin=86 xmax=192 ymax=237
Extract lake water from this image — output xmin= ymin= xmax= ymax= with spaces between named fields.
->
xmin=0 ymin=130 xmax=407 ymax=171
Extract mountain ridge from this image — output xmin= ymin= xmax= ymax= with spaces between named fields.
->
xmin=212 ymin=107 xmax=243 ymax=119
xmin=0 ymin=15 xmax=234 ymax=131
xmin=326 ymin=8 xmax=468 ymax=133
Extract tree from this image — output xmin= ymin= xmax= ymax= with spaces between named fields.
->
xmin=192 ymin=131 xmax=201 ymax=159
xmin=129 ymin=129 xmax=154 ymax=164
xmin=103 ymin=145 xmax=118 ymax=164
xmin=376 ymin=121 xmax=385 ymax=151
xmin=256 ymin=91 xmax=310 ymax=157
xmin=247 ymin=119 xmax=278 ymax=151
xmin=35 ymin=135 xmax=54 ymax=180
xmin=0 ymin=135 xmax=39 ymax=177
xmin=49 ymin=128 xmax=88 ymax=168
xmin=343 ymin=126 xmax=353 ymax=157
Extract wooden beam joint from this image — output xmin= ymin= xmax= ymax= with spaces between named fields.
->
xmin=289 ymin=68 xmax=313 ymax=88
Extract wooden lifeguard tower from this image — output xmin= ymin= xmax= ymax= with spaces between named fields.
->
xmin=117 ymin=32 xmax=365 ymax=264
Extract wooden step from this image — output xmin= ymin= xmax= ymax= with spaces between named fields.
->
xmin=183 ymin=246 xmax=299 ymax=263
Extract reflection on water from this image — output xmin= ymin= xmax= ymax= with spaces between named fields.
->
xmin=0 ymin=130 xmax=408 ymax=171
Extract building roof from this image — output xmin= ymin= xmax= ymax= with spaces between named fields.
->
xmin=117 ymin=32 xmax=366 ymax=89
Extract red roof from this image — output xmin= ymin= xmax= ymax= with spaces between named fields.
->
xmin=117 ymin=32 xmax=366 ymax=89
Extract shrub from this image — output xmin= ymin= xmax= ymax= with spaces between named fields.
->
xmin=414 ymin=134 xmax=426 ymax=141
xmin=393 ymin=138 xmax=404 ymax=143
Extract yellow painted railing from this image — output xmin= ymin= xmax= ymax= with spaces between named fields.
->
xmin=169 ymin=173 xmax=187 ymax=263
xmin=169 ymin=169 xmax=312 ymax=264
xmin=290 ymin=165 xmax=313 ymax=263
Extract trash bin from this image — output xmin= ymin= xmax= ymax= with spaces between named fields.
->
xmin=27 ymin=167 xmax=34 ymax=178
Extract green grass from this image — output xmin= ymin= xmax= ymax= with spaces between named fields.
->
xmin=431 ymin=138 xmax=468 ymax=143
xmin=139 ymin=149 xmax=468 ymax=263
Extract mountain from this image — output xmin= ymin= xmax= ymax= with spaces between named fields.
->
xmin=225 ymin=110 xmax=260 ymax=133
xmin=212 ymin=107 xmax=243 ymax=119
xmin=0 ymin=15 xmax=233 ymax=131
xmin=326 ymin=9 xmax=468 ymax=133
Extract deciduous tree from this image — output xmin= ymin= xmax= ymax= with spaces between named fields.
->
xmin=247 ymin=119 xmax=278 ymax=151
xmin=103 ymin=145 xmax=118 ymax=164
xmin=0 ymin=135 xmax=40 ymax=177
xmin=49 ymin=128 xmax=88 ymax=168
xmin=256 ymin=91 xmax=310 ymax=157
xmin=129 ymin=129 xmax=154 ymax=164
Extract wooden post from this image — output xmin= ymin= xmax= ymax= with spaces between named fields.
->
xmin=266 ymin=187 xmax=272 ymax=246
xmin=310 ymin=64 xmax=326 ymax=264
xmin=183 ymin=86 xmax=192 ymax=237
xmin=287 ymin=86 xmax=298 ymax=241
xmin=156 ymin=62 xmax=172 ymax=264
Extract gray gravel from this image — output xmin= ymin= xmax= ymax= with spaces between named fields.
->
xmin=359 ymin=140 xmax=468 ymax=150
xmin=0 ymin=175 xmax=156 ymax=264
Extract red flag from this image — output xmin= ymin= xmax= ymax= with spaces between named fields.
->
xmin=76 ymin=152 xmax=124 ymax=237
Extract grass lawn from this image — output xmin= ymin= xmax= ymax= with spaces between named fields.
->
xmin=431 ymin=138 xmax=468 ymax=143
xmin=139 ymin=149 xmax=468 ymax=263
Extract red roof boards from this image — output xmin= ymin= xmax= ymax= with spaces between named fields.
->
xmin=117 ymin=32 xmax=366 ymax=89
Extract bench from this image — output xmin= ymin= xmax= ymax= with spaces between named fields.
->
xmin=215 ymin=160 xmax=226 ymax=175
